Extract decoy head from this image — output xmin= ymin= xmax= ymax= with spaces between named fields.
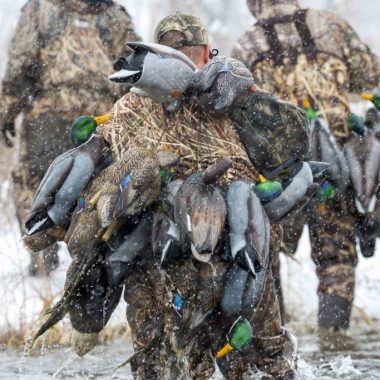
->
xmin=216 ymin=317 xmax=252 ymax=359
xmin=190 ymin=56 xmax=256 ymax=114
xmin=71 ymin=114 xmax=112 ymax=146
xmin=109 ymin=42 xmax=197 ymax=104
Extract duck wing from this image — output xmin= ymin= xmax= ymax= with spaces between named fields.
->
xmin=113 ymin=155 xmax=161 ymax=219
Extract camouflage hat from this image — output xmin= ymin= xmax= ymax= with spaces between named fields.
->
xmin=154 ymin=12 xmax=208 ymax=49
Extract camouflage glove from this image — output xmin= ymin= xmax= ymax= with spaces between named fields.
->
xmin=191 ymin=57 xmax=310 ymax=173
xmin=2 ymin=121 xmax=15 ymax=148
xmin=190 ymin=57 xmax=255 ymax=114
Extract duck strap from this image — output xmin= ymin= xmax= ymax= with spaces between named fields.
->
xmin=254 ymin=9 xmax=317 ymax=66
xmin=293 ymin=10 xmax=317 ymax=61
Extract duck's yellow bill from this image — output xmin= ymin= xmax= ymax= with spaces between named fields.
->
xmin=216 ymin=343 xmax=234 ymax=359
xmin=94 ymin=114 xmax=113 ymax=125
xmin=302 ymin=97 xmax=311 ymax=109
xmin=259 ymin=174 xmax=267 ymax=183
xmin=361 ymin=93 xmax=374 ymax=101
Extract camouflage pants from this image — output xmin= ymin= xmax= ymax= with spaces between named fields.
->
xmin=308 ymin=200 xmax=357 ymax=329
xmin=282 ymin=197 xmax=357 ymax=329
xmin=124 ymin=225 xmax=296 ymax=380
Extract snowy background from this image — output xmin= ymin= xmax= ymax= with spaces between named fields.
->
xmin=0 ymin=0 xmax=380 ymax=378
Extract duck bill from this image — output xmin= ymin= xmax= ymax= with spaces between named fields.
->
xmin=94 ymin=114 xmax=113 ymax=126
xmin=216 ymin=343 xmax=234 ymax=359
xmin=108 ymin=69 xmax=140 ymax=83
xmin=361 ymin=93 xmax=374 ymax=101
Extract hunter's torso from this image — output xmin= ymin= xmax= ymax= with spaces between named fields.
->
xmin=30 ymin=0 xmax=122 ymax=117
xmin=233 ymin=8 xmax=376 ymax=146
xmin=99 ymin=92 xmax=259 ymax=184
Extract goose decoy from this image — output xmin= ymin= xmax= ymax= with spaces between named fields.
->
xmin=109 ymin=42 xmax=196 ymax=105
xmin=362 ymin=93 xmax=380 ymax=111
xmin=216 ymin=317 xmax=252 ymax=359
xmin=174 ymin=158 xmax=231 ymax=263
xmin=25 ymin=135 xmax=104 ymax=235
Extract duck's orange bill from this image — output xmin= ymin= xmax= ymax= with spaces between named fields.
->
xmin=302 ymin=97 xmax=311 ymax=109
xmin=216 ymin=343 xmax=234 ymax=359
xmin=94 ymin=114 xmax=113 ymax=125
xmin=361 ymin=93 xmax=374 ymax=101
xmin=259 ymin=174 xmax=267 ymax=183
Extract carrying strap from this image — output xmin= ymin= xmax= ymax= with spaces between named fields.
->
xmin=254 ymin=9 xmax=317 ymax=65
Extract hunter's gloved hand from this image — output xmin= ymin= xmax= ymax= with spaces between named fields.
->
xmin=2 ymin=121 xmax=15 ymax=147
xmin=191 ymin=57 xmax=255 ymax=114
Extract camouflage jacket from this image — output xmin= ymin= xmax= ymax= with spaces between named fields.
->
xmin=233 ymin=6 xmax=379 ymax=145
xmin=0 ymin=0 xmax=140 ymax=126
xmin=98 ymin=91 xmax=259 ymax=185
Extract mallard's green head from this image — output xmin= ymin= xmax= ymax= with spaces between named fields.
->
xmin=348 ymin=112 xmax=366 ymax=136
xmin=316 ymin=180 xmax=335 ymax=202
xmin=216 ymin=317 xmax=252 ymax=359
xmin=71 ymin=114 xmax=112 ymax=146
xmin=254 ymin=176 xmax=283 ymax=202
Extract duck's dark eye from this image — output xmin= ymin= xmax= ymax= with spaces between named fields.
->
xmin=113 ymin=56 xmax=127 ymax=71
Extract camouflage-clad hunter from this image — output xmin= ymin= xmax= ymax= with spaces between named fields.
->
xmin=0 ymin=0 xmax=140 ymax=274
xmin=89 ymin=12 xmax=302 ymax=379
xmin=233 ymin=0 xmax=379 ymax=331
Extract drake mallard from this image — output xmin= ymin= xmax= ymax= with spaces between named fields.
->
xmin=71 ymin=114 xmax=113 ymax=146
xmin=225 ymin=180 xmax=270 ymax=282
xmin=25 ymin=135 xmax=104 ymax=235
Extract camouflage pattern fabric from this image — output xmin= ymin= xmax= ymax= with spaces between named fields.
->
xmin=233 ymin=5 xmax=379 ymax=146
xmin=233 ymin=1 xmax=379 ymax=327
xmin=98 ymin=91 xmax=259 ymax=184
xmin=125 ymin=225 xmax=297 ymax=379
xmin=307 ymin=195 xmax=358 ymax=303
xmin=154 ymin=12 xmax=209 ymax=48
xmin=0 ymin=0 xmax=140 ymax=269
xmin=96 ymin=92 xmax=298 ymax=378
